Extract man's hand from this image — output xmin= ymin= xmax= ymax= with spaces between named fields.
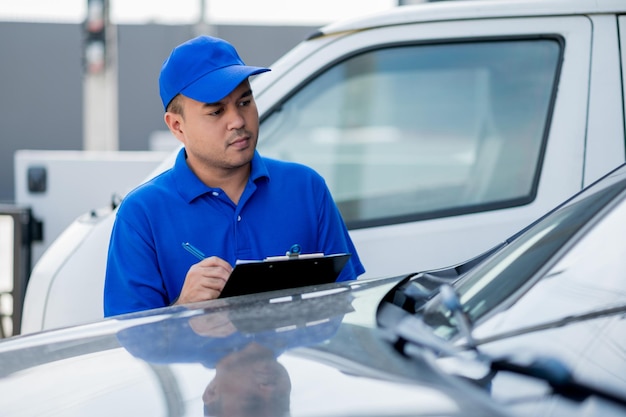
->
xmin=175 ymin=256 xmax=233 ymax=304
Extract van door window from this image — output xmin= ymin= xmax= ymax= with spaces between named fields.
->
xmin=259 ymin=38 xmax=562 ymax=228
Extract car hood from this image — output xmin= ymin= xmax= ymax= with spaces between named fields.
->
xmin=0 ymin=276 xmax=512 ymax=417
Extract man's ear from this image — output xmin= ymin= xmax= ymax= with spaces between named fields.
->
xmin=164 ymin=112 xmax=185 ymax=143
xmin=203 ymin=378 xmax=218 ymax=404
xmin=203 ymin=380 xmax=220 ymax=417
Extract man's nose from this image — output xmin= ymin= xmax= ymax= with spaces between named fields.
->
xmin=226 ymin=107 xmax=245 ymax=130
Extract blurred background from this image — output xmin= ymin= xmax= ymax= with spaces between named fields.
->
xmin=0 ymin=0 xmax=449 ymax=336
xmin=0 ymin=0 xmax=416 ymax=203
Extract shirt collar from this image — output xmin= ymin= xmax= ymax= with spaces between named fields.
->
xmin=174 ymin=147 xmax=269 ymax=203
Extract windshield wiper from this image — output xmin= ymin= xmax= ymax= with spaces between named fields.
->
xmin=490 ymin=356 xmax=626 ymax=408
xmin=439 ymin=284 xmax=477 ymax=349
xmin=379 ymin=283 xmax=626 ymax=410
xmin=473 ymin=303 xmax=626 ymax=345
xmin=378 ymin=302 xmax=464 ymax=358
xmin=378 ymin=282 xmax=480 ymax=359
xmin=384 ymin=243 xmax=504 ymax=315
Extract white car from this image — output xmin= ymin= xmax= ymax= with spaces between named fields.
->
xmin=5 ymin=161 xmax=626 ymax=416
xmin=21 ymin=0 xmax=626 ymax=332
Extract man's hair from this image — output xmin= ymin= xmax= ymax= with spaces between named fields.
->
xmin=166 ymin=94 xmax=184 ymax=116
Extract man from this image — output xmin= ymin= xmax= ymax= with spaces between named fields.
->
xmin=103 ymin=35 xmax=364 ymax=316
xmin=117 ymin=294 xmax=351 ymax=416
xmin=202 ymin=342 xmax=292 ymax=417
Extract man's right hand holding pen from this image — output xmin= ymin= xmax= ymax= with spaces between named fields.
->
xmin=177 ymin=243 xmax=233 ymax=304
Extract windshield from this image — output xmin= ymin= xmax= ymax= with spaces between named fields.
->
xmin=420 ymin=176 xmax=626 ymax=340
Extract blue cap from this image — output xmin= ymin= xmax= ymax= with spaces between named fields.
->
xmin=159 ymin=35 xmax=271 ymax=111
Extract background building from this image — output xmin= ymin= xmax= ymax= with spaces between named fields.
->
xmin=0 ymin=21 xmax=319 ymax=203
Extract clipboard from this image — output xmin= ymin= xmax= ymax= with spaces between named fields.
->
xmin=219 ymin=253 xmax=351 ymax=298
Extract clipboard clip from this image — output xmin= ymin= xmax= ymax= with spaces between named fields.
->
xmin=286 ymin=244 xmax=302 ymax=258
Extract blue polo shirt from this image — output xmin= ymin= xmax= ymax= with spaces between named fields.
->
xmin=104 ymin=148 xmax=364 ymax=316
xmin=117 ymin=312 xmax=344 ymax=369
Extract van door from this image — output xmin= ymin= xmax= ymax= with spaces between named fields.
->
xmin=256 ymin=16 xmax=592 ymax=278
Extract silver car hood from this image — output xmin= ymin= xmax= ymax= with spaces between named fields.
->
xmin=0 ymin=276 xmax=511 ymax=417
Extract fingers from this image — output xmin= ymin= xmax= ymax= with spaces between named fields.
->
xmin=176 ymin=256 xmax=234 ymax=304
xmin=188 ymin=312 xmax=237 ymax=337
xmin=198 ymin=256 xmax=234 ymax=275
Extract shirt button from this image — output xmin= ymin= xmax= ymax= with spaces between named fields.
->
xmin=237 ymin=215 xmax=241 ymax=221
xmin=212 ymin=191 xmax=219 ymax=196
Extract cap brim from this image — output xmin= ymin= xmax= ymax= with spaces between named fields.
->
xmin=180 ymin=65 xmax=270 ymax=104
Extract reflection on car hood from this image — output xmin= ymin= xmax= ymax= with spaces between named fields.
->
xmin=0 ymin=277 xmax=511 ymax=417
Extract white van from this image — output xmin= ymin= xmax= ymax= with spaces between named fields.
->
xmin=21 ymin=0 xmax=626 ymax=332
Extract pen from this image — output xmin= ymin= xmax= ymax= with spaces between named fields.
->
xmin=182 ymin=242 xmax=206 ymax=261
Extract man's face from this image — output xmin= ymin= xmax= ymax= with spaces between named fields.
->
xmin=204 ymin=343 xmax=291 ymax=417
xmin=168 ymin=80 xmax=260 ymax=177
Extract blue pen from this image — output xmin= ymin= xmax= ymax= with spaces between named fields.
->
xmin=182 ymin=242 xmax=206 ymax=261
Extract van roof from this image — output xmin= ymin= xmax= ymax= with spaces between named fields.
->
xmin=316 ymin=0 xmax=626 ymax=38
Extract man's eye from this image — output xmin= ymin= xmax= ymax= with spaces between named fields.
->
xmin=209 ymin=108 xmax=224 ymax=116
xmin=239 ymin=99 xmax=251 ymax=107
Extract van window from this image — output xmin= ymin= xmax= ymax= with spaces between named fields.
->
xmin=259 ymin=39 xmax=561 ymax=228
